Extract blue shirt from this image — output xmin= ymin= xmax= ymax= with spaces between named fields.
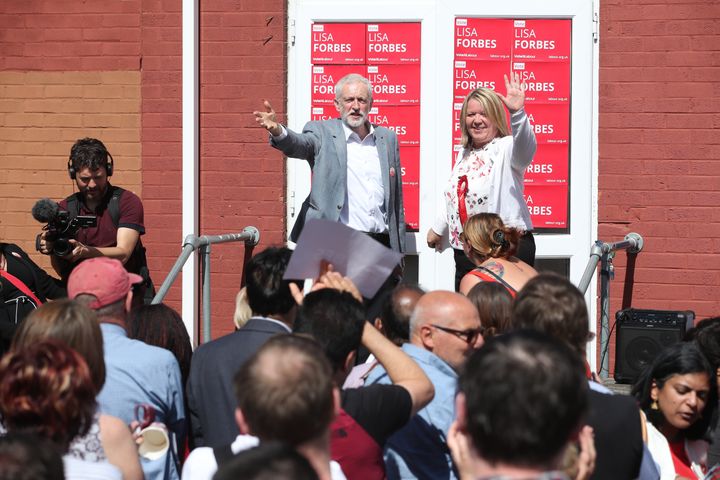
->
xmin=365 ymin=343 xmax=458 ymax=480
xmin=97 ymin=323 xmax=185 ymax=480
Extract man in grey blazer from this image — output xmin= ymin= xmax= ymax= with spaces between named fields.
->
xmin=254 ymin=73 xmax=406 ymax=254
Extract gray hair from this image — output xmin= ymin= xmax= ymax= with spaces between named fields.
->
xmin=334 ymin=73 xmax=373 ymax=105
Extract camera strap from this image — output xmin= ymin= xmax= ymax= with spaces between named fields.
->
xmin=0 ymin=270 xmax=42 ymax=307
xmin=66 ymin=187 xmax=124 ymax=227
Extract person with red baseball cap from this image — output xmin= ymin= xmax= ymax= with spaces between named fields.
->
xmin=68 ymin=257 xmax=185 ymax=480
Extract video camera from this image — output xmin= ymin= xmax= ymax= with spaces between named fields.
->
xmin=32 ymin=198 xmax=97 ymax=257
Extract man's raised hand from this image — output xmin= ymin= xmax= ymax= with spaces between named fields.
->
xmin=253 ymin=100 xmax=282 ymax=136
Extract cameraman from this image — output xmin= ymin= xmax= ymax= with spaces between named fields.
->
xmin=38 ymin=138 xmax=153 ymax=305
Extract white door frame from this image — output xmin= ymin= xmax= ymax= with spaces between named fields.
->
xmin=286 ymin=0 xmax=599 ymax=366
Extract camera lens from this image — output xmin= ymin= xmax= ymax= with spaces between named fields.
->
xmin=53 ymin=238 xmax=72 ymax=257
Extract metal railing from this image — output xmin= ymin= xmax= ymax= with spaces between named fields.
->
xmin=578 ymin=232 xmax=644 ymax=379
xmin=152 ymin=227 xmax=260 ymax=343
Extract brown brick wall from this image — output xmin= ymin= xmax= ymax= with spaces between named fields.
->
xmin=0 ymin=0 xmax=186 ymax=321
xmin=0 ymin=0 xmax=286 ymax=340
xmin=0 ymin=71 xmax=141 ymax=273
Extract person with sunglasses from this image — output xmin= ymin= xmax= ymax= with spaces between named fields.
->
xmin=365 ymin=290 xmax=484 ymax=480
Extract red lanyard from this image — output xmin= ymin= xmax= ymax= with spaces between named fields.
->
xmin=457 ymin=175 xmax=469 ymax=228
xmin=0 ymin=270 xmax=43 ymax=306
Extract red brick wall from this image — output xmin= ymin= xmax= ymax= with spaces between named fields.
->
xmin=0 ymin=0 xmax=186 ymax=321
xmin=0 ymin=0 xmax=288 ymax=341
xmin=140 ymin=0 xmax=184 ymax=311
xmin=598 ymin=0 xmax=720 ymax=368
xmin=0 ymin=1 xmax=145 ymax=275
xmin=199 ymin=1 xmax=287 ymax=339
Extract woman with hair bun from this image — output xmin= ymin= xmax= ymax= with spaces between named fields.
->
xmin=458 ymin=212 xmax=537 ymax=296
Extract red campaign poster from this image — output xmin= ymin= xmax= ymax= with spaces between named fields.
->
xmin=311 ymin=23 xmax=366 ymax=64
xmin=454 ymin=18 xmax=513 ymax=61
xmin=524 ymin=184 xmax=568 ymax=228
xmin=524 ymin=144 xmax=569 ymax=185
xmin=402 ymin=184 xmax=419 ymax=231
xmin=524 ymin=103 xmax=570 ymax=145
xmin=400 ymin=147 xmax=419 ymax=231
xmin=400 ymin=146 xmax=419 ymax=185
xmin=453 ymin=60 xmax=506 ymax=101
xmin=452 ymin=101 xmax=463 ymax=138
xmin=366 ymin=65 xmax=420 ymax=105
xmin=513 ymin=61 xmax=570 ymax=103
xmin=311 ymin=65 xmax=363 ymax=105
xmin=512 ymin=19 xmax=571 ymax=62
xmin=367 ymin=105 xmax=420 ymax=146
xmin=310 ymin=105 xmax=338 ymax=121
xmin=366 ymin=23 xmax=421 ymax=64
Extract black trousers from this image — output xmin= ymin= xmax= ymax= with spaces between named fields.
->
xmin=453 ymin=231 xmax=536 ymax=291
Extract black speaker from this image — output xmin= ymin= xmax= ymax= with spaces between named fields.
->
xmin=614 ymin=308 xmax=695 ymax=384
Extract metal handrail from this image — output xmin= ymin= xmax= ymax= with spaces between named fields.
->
xmin=578 ymin=233 xmax=644 ymax=379
xmin=152 ymin=227 xmax=260 ymax=343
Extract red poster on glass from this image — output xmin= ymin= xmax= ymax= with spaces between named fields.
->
xmin=310 ymin=105 xmax=339 ymax=121
xmin=402 ymin=184 xmax=419 ymax=231
xmin=366 ymin=65 xmax=420 ymax=105
xmin=524 ymin=184 xmax=568 ymax=228
xmin=513 ymin=61 xmax=570 ymax=103
xmin=524 ymin=144 xmax=569 ymax=185
xmin=453 ymin=60 xmax=506 ymax=100
xmin=454 ymin=18 xmax=513 ymax=60
xmin=367 ymin=105 xmax=420 ymax=146
xmin=400 ymin=146 xmax=419 ymax=185
xmin=366 ymin=23 xmax=421 ymax=64
xmin=311 ymin=65 xmax=363 ymax=105
xmin=512 ymin=19 xmax=571 ymax=62
xmin=311 ymin=23 xmax=366 ymax=64
xmin=525 ymin=103 xmax=570 ymax=145
xmin=400 ymin=147 xmax=419 ymax=231
xmin=452 ymin=101 xmax=464 ymax=138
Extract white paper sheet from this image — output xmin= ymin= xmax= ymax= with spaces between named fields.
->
xmin=283 ymin=219 xmax=402 ymax=298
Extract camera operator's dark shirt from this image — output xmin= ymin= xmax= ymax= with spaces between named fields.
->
xmin=57 ymin=184 xmax=146 ymax=279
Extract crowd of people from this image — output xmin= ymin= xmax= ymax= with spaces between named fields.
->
xmin=0 ymin=73 xmax=717 ymax=480
xmin=3 ymin=240 xmax=719 ymax=480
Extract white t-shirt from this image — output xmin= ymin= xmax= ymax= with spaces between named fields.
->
xmin=63 ymin=456 xmax=122 ymax=480
xmin=182 ymin=434 xmax=347 ymax=480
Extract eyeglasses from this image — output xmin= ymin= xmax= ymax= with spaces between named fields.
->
xmin=431 ymin=324 xmax=484 ymax=344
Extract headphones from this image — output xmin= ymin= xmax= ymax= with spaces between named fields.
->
xmin=68 ymin=150 xmax=114 ymax=179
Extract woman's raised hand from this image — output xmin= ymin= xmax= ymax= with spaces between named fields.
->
xmin=497 ymin=71 xmax=526 ymax=113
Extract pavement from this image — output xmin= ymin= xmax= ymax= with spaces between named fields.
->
xmin=599 ymin=377 xmax=633 ymax=396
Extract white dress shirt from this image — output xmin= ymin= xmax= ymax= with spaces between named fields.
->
xmin=341 ymin=123 xmax=387 ymax=234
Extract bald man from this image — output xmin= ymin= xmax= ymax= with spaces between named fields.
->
xmin=366 ymin=291 xmax=483 ymax=480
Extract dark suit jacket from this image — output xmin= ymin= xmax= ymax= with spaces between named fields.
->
xmin=186 ymin=317 xmax=290 ymax=448
xmin=271 ymin=119 xmax=406 ymax=253
xmin=587 ymin=390 xmax=644 ymax=480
